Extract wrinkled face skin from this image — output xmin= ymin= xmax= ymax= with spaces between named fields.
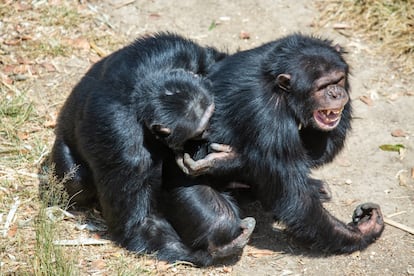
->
xmin=276 ymin=68 xmax=350 ymax=132
xmin=311 ymin=70 xmax=349 ymax=131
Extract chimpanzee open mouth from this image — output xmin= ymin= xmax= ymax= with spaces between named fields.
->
xmin=313 ymin=108 xmax=343 ymax=130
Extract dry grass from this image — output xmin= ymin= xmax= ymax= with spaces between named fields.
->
xmin=2 ymin=0 xmax=411 ymax=275
xmin=315 ymin=0 xmax=414 ymax=75
xmin=0 ymin=1 xmax=138 ymax=274
xmin=0 ymin=1 xmax=188 ymax=274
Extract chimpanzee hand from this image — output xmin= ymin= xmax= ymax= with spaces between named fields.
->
xmin=176 ymin=143 xmax=236 ymax=176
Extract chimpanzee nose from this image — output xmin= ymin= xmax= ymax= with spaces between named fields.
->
xmin=327 ymin=85 xmax=345 ymax=99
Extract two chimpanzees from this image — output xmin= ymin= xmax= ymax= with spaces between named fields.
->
xmin=51 ymin=33 xmax=254 ymax=266
xmin=50 ymin=33 xmax=384 ymax=266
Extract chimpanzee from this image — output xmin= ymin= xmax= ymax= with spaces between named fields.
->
xmin=177 ymin=33 xmax=384 ymax=254
xmin=50 ymin=33 xmax=254 ymax=266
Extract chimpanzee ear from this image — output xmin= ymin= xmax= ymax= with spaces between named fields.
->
xmin=276 ymin=74 xmax=291 ymax=91
xmin=151 ymin=124 xmax=171 ymax=137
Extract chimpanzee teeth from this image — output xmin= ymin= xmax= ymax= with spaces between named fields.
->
xmin=323 ymin=109 xmax=342 ymax=116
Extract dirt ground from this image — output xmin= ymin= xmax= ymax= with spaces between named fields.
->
xmin=98 ymin=1 xmax=414 ymax=275
xmin=1 ymin=0 xmax=413 ymax=275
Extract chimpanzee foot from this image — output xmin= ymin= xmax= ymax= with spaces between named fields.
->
xmin=209 ymin=217 xmax=256 ymax=259
xmin=352 ymin=202 xmax=384 ymax=235
xmin=309 ymin=178 xmax=332 ymax=202
xmin=319 ymin=183 xmax=332 ymax=203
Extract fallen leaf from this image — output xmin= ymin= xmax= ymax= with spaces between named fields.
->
xmin=13 ymin=3 xmax=31 ymax=11
xmin=17 ymin=132 xmax=29 ymax=140
xmin=149 ymin=13 xmax=161 ymax=19
xmin=351 ymin=250 xmax=361 ymax=259
xmin=222 ymin=266 xmax=233 ymax=273
xmin=411 ymin=168 xmax=414 ymax=179
xmin=342 ymin=199 xmax=358 ymax=206
xmin=4 ymin=64 xmax=35 ymax=75
xmin=155 ymin=260 xmax=170 ymax=271
xmin=44 ymin=120 xmax=56 ymax=128
xmin=1 ymin=75 xmax=13 ymax=85
xmin=89 ymin=55 xmax=101 ymax=63
xmin=359 ymin=95 xmax=373 ymax=106
xmin=379 ymin=144 xmax=405 ymax=152
xmin=208 ymin=20 xmax=217 ymax=31
xmin=240 ymin=31 xmax=251 ymax=39
xmin=142 ymin=258 xmax=156 ymax=267
xmin=7 ymin=224 xmax=18 ymax=237
xmin=41 ymin=63 xmax=57 ymax=72
xmin=64 ymin=37 xmax=90 ymax=50
xmin=388 ymin=93 xmax=400 ymax=101
xmin=90 ymin=259 xmax=105 ymax=270
xmin=4 ymin=39 xmax=21 ymax=46
xmin=16 ymin=56 xmax=33 ymax=65
xmin=391 ymin=129 xmax=407 ymax=137
xmin=397 ymin=170 xmax=408 ymax=186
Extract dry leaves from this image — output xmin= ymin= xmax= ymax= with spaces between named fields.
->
xmin=391 ymin=129 xmax=407 ymax=137
xmin=239 ymin=31 xmax=251 ymax=40
xmin=359 ymin=95 xmax=374 ymax=106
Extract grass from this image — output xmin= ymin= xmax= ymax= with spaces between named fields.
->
xmin=315 ymin=0 xmax=414 ymax=75
xmin=0 ymin=2 xmax=150 ymax=274
xmin=0 ymin=3 xmax=166 ymax=272
xmin=33 ymin=167 xmax=77 ymax=276
xmin=0 ymin=90 xmax=33 ymax=143
xmin=1 ymin=0 xmax=411 ymax=275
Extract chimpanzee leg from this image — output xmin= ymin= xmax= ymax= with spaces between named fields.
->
xmin=162 ymin=185 xmax=255 ymax=260
xmin=50 ymin=138 xmax=96 ymax=206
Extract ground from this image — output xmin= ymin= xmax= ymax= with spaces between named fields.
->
xmin=0 ymin=0 xmax=413 ymax=275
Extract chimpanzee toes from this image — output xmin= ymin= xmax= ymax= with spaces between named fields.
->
xmin=319 ymin=184 xmax=332 ymax=203
xmin=209 ymin=217 xmax=256 ymax=259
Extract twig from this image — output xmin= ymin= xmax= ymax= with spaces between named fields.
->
xmin=0 ymin=79 xmax=21 ymax=95
xmin=2 ymin=197 xmax=20 ymax=237
xmin=53 ymin=237 xmax=111 ymax=246
xmin=386 ymin=211 xmax=407 ymax=218
xmin=167 ymin=261 xmax=196 ymax=268
xmin=384 ymin=218 xmax=414 ymax=235
xmin=113 ymin=0 xmax=135 ymax=9
xmin=89 ymin=41 xmax=107 ymax=57
xmin=45 ymin=206 xmax=75 ymax=222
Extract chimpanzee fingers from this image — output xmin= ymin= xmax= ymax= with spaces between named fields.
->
xmin=210 ymin=143 xmax=233 ymax=153
xmin=175 ymin=155 xmax=190 ymax=175
xmin=352 ymin=202 xmax=381 ymax=223
xmin=351 ymin=202 xmax=384 ymax=236
xmin=183 ymin=153 xmax=213 ymax=174
xmin=180 ymin=151 xmax=234 ymax=176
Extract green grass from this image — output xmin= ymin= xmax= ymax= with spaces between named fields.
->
xmin=33 ymin=166 xmax=77 ymax=276
xmin=0 ymin=90 xmax=33 ymax=143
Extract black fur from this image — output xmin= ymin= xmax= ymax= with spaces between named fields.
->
xmin=185 ymin=33 xmax=384 ymax=253
xmin=162 ymin=185 xmax=241 ymax=251
xmin=50 ymin=33 xmax=235 ymax=266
